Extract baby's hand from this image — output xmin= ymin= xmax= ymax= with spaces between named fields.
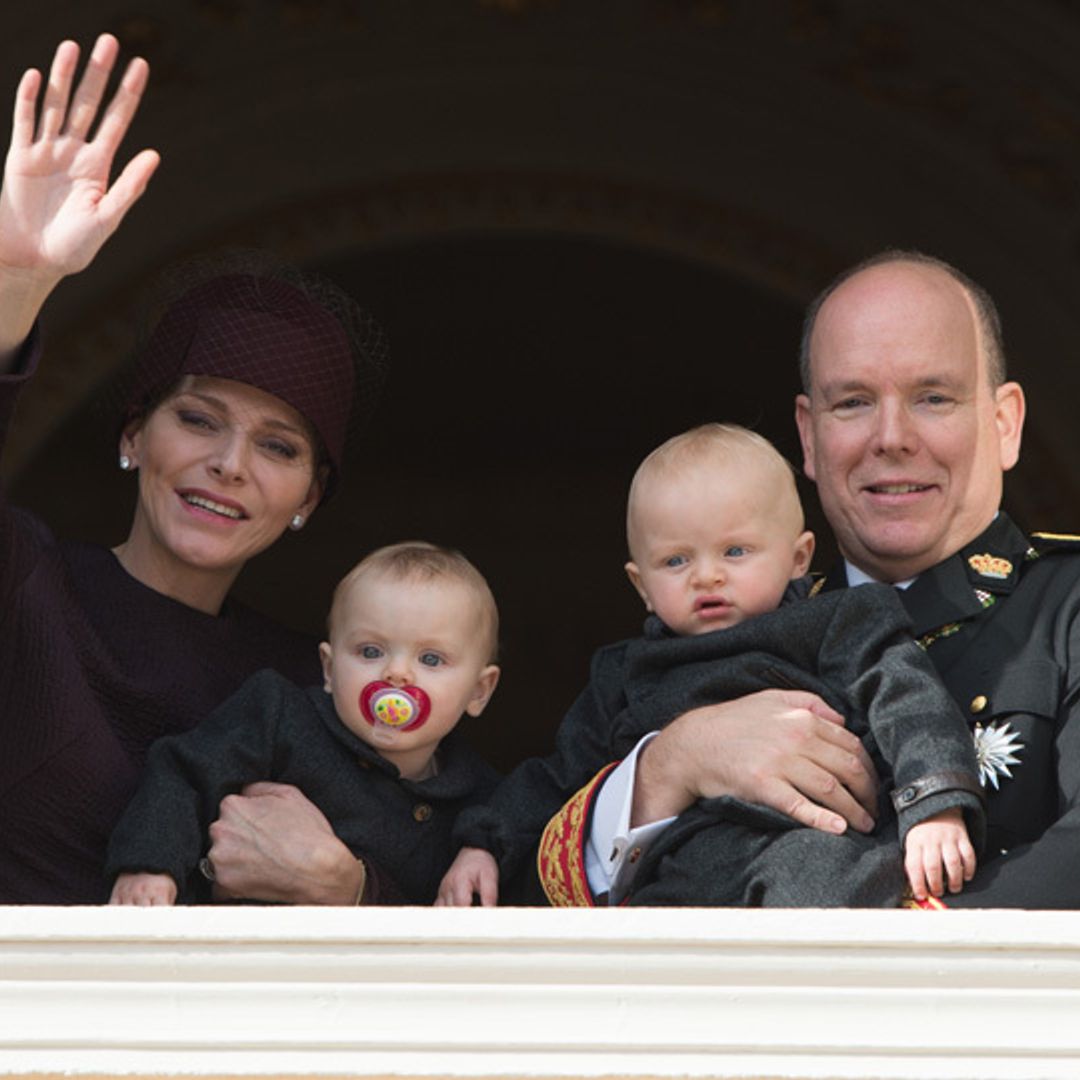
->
xmin=903 ymin=808 xmax=976 ymax=900
xmin=109 ymin=871 xmax=178 ymax=906
xmin=435 ymin=847 xmax=499 ymax=907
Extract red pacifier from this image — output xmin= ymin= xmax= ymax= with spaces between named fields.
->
xmin=360 ymin=680 xmax=431 ymax=732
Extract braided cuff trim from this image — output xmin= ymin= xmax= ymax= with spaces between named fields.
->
xmin=537 ymin=763 xmax=618 ymax=907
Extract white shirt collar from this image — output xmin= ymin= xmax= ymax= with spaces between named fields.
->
xmin=841 ymin=511 xmax=1000 ymax=592
xmin=843 ymin=560 xmax=915 ymax=591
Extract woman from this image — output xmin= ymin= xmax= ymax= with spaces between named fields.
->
xmin=1 ymin=34 xmax=388 ymax=904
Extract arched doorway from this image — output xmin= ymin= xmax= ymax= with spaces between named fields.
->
xmin=12 ymin=229 xmax=809 ymax=767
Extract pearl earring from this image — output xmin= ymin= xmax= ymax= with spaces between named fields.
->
xmin=119 ymin=455 xmax=133 ymax=471
xmin=290 ymin=513 xmax=305 ymax=531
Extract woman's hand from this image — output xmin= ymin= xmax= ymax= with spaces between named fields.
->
xmin=0 ymin=33 xmax=159 ymax=361
xmin=2 ymin=33 xmax=158 ymax=276
xmin=435 ymin=847 xmax=499 ymax=907
xmin=206 ymin=782 xmax=366 ymax=905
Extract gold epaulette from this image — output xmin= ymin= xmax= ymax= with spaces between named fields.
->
xmin=537 ymin=763 xmax=617 ymax=907
xmin=1030 ymin=531 xmax=1080 ymax=553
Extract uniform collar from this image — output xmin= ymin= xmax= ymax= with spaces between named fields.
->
xmin=817 ymin=513 xmax=1029 ymax=637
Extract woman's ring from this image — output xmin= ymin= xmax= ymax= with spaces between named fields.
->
xmin=198 ymin=856 xmax=216 ymax=882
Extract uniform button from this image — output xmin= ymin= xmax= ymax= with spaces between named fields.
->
xmin=628 ymin=847 xmax=642 ymax=864
xmin=970 ymin=695 xmax=988 ymax=714
xmin=900 ymin=787 xmax=916 ymax=804
xmin=413 ymin=803 xmax=433 ymax=822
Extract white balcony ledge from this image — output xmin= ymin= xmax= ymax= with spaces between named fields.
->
xmin=2 ymin=905 xmax=1079 ymax=1079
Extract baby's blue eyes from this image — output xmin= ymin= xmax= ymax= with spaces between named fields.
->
xmin=357 ymin=646 xmax=443 ymax=667
xmin=663 ymin=549 xmax=746 ymax=566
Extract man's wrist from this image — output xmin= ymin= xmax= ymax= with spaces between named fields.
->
xmin=291 ymin=839 xmax=365 ymax=905
xmin=630 ymin=728 xmax=696 ymax=828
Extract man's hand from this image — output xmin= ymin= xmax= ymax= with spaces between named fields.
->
xmin=207 ymin=782 xmax=364 ymax=905
xmin=632 ymin=689 xmax=879 ymax=834
xmin=435 ymin=847 xmax=499 ymax=907
xmin=109 ymin=871 xmax=177 ymax=906
xmin=904 ymin=808 xmax=977 ymax=900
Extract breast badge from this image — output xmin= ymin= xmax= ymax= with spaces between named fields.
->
xmin=972 ymin=721 xmax=1024 ymax=789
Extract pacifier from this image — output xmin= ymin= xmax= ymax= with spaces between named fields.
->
xmin=360 ymin=680 xmax=431 ymax=732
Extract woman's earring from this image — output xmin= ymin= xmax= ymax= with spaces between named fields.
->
xmin=119 ymin=455 xmax=133 ymax=471
xmin=290 ymin=514 xmax=305 ymax=531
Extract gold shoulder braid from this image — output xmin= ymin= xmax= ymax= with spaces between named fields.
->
xmin=1030 ymin=531 xmax=1080 ymax=544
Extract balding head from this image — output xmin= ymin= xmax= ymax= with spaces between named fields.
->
xmin=799 ymin=250 xmax=1007 ymax=396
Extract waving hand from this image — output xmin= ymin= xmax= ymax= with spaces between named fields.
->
xmin=0 ymin=33 xmax=159 ymax=361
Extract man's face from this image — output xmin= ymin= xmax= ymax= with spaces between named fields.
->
xmin=795 ymin=261 xmax=1025 ymax=583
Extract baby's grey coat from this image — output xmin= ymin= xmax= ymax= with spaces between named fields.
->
xmin=107 ymin=669 xmax=500 ymax=904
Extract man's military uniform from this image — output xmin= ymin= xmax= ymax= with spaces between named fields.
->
xmin=539 ymin=513 xmax=1080 ymax=909
xmin=830 ymin=513 xmax=1080 ymax=909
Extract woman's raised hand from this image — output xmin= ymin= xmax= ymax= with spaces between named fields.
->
xmin=0 ymin=33 xmax=159 ymax=287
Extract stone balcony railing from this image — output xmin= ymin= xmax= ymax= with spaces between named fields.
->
xmin=2 ymin=905 xmax=1080 ymax=1079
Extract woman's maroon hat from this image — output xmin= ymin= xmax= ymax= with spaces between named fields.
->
xmin=130 ymin=273 xmax=355 ymax=482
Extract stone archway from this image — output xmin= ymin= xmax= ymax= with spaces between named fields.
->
xmin=8 ymin=1 xmax=1080 ymax=768
xmin=12 ymin=181 xmax=816 ymax=767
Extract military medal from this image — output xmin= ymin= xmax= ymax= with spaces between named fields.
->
xmin=972 ymin=720 xmax=1024 ymax=789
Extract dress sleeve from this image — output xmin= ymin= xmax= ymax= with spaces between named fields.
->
xmin=0 ymin=324 xmax=40 ymax=436
xmin=0 ymin=326 xmax=51 ymax=611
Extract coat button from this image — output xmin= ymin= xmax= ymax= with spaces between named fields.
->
xmin=900 ymin=787 xmax=916 ymax=803
xmin=970 ymin=695 xmax=988 ymax=714
xmin=413 ymin=803 xmax=433 ymax=823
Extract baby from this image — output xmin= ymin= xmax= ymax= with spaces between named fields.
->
xmin=108 ymin=541 xmax=501 ymax=906
xmin=442 ymin=424 xmax=984 ymax=908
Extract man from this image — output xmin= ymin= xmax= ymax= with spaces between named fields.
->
xmin=541 ymin=249 xmax=1080 ymax=909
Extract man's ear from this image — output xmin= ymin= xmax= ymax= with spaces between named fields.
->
xmin=318 ymin=642 xmax=334 ymax=694
xmin=794 ymin=394 xmax=816 ymax=481
xmin=792 ymin=530 xmax=816 ymax=578
xmin=624 ymin=561 xmax=652 ymax=610
xmin=995 ymin=381 xmax=1025 ymax=472
xmin=465 ymin=665 xmax=501 ymax=718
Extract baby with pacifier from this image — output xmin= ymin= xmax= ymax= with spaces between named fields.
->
xmin=107 ymin=542 xmax=501 ymax=906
